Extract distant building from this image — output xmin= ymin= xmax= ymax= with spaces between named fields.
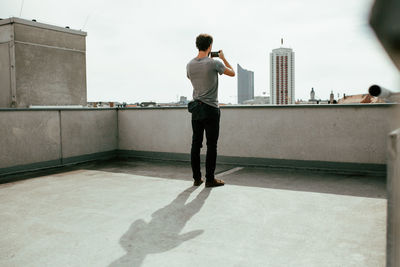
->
xmin=179 ymin=96 xmax=189 ymax=105
xmin=301 ymin=88 xmax=336 ymax=104
xmin=237 ymin=64 xmax=254 ymax=104
xmin=330 ymin=91 xmax=335 ymax=104
xmin=87 ymin=102 xmax=118 ymax=108
xmin=242 ymin=96 xmax=270 ymax=105
xmin=270 ymin=47 xmax=295 ymax=105
xmin=338 ymin=94 xmax=386 ymax=104
xmin=308 ymin=88 xmax=318 ymax=104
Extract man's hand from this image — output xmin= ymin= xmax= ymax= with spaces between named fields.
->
xmin=218 ymin=50 xmax=226 ymax=60
xmin=218 ymin=50 xmax=235 ymax=77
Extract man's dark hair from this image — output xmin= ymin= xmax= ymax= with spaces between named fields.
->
xmin=196 ymin=34 xmax=213 ymax=51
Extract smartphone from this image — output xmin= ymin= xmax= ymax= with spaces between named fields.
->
xmin=210 ymin=51 xmax=219 ymax=58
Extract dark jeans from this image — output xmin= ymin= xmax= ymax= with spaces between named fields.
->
xmin=191 ymin=103 xmax=220 ymax=181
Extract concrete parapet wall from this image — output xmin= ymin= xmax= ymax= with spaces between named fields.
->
xmin=118 ymin=109 xmax=192 ymax=152
xmin=118 ymin=105 xmax=397 ymax=165
xmin=220 ymin=105 xmax=393 ymax=164
xmin=0 ymin=110 xmax=60 ymax=168
xmin=61 ymin=110 xmax=117 ymax=158
xmin=0 ymin=109 xmax=117 ymax=175
xmin=0 ymin=105 xmax=396 ymax=176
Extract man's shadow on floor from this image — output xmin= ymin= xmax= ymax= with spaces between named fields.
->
xmin=109 ymin=186 xmax=211 ymax=267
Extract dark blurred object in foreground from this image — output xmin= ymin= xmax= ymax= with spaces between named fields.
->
xmin=370 ymin=0 xmax=400 ymax=266
xmin=370 ymin=0 xmax=400 ymax=71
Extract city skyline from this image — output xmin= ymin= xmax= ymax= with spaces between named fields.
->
xmin=0 ymin=0 xmax=399 ymax=104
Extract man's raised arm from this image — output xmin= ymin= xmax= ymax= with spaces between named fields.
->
xmin=219 ymin=50 xmax=235 ymax=77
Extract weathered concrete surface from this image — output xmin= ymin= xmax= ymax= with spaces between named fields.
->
xmin=0 ymin=18 xmax=87 ymax=108
xmin=15 ymin=42 xmax=86 ymax=107
xmin=14 ymin=23 xmax=86 ymax=51
xmin=0 ymin=166 xmax=386 ymax=267
xmin=0 ymin=157 xmax=387 ymax=198
xmin=0 ymin=111 xmax=60 ymax=169
xmin=1 ymin=106 xmax=395 ymax=174
xmin=0 ymin=110 xmax=117 ymax=173
xmin=118 ymin=109 xmax=192 ymax=153
xmin=0 ymin=42 xmax=11 ymax=107
xmin=81 ymin=158 xmax=387 ymax=199
xmin=118 ymin=105 xmax=396 ymax=165
xmin=0 ymin=24 xmax=13 ymax=43
xmin=61 ymin=110 xmax=118 ymax=158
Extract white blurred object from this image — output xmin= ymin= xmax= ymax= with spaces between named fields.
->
xmin=368 ymin=84 xmax=397 ymax=99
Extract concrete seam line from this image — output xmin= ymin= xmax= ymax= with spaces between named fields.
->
xmin=215 ymin=167 xmax=244 ymax=178
xmin=9 ymin=28 xmax=17 ymax=104
xmin=59 ymin=110 xmax=63 ymax=164
xmin=116 ymin=109 xmax=119 ymax=150
xmin=14 ymin=40 xmax=86 ymax=53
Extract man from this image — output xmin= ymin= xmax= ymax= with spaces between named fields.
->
xmin=186 ymin=34 xmax=235 ymax=187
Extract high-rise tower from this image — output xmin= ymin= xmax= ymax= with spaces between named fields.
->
xmin=237 ymin=64 xmax=254 ymax=104
xmin=270 ymin=46 xmax=295 ymax=105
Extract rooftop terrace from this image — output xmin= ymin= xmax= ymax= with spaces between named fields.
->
xmin=0 ymin=104 xmax=398 ymax=266
xmin=0 ymin=157 xmax=387 ymax=267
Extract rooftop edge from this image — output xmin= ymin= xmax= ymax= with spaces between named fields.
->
xmin=0 ymin=17 xmax=87 ymax=36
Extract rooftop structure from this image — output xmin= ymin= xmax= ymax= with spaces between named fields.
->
xmin=0 ymin=17 xmax=87 ymax=108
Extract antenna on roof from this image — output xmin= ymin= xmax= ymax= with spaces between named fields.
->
xmin=19 ymin=0 xmax=25 ymax=17
xmin=82 ymin=14 xmax=90 ymax=31
xmin=281 ymin=38 xmax=283 ymax=46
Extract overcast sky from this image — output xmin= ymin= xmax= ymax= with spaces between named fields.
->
xmin=1 ymin=0 xmax=399 ymax=104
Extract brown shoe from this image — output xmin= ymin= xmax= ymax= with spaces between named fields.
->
xmin=205 ymin=179 xmax=225 ymax=188
xmin=193 ymin=178 xmax=204 ymax=186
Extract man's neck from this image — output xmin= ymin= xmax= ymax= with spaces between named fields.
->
xmin=197 ymin=50 xmax=209 ymax=59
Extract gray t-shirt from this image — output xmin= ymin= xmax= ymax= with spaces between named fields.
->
xmin=186 ymin=57 xmax=225 ymax=108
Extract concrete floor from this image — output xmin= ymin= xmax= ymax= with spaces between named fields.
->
xmin=0 ymin=158 xmax=387 ymax=266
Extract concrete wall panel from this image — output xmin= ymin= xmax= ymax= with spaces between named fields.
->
xmin=0 ymin=43 xmax=11 ymax=107
xmin=118 ymin=109 xmax=192 ymax=153
xmin=219 ymin=106 xmax=392 ymax=164
xmin=0 ymin=24 xmax=13 ymax=43
xmin=118 ymin=105 xmax=396 ymax=164
xmin=0 ymin=111 xmax=60 ymax=168
xmin=0 ymin=106 xmax=395 ymax=173
xmin=14 ymin=24 xmax=85 ymax=51
xmin=61 ymin=110 xmax=118 ymax=158
xmin=14 ymin=43 xmax=86 ymax=107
